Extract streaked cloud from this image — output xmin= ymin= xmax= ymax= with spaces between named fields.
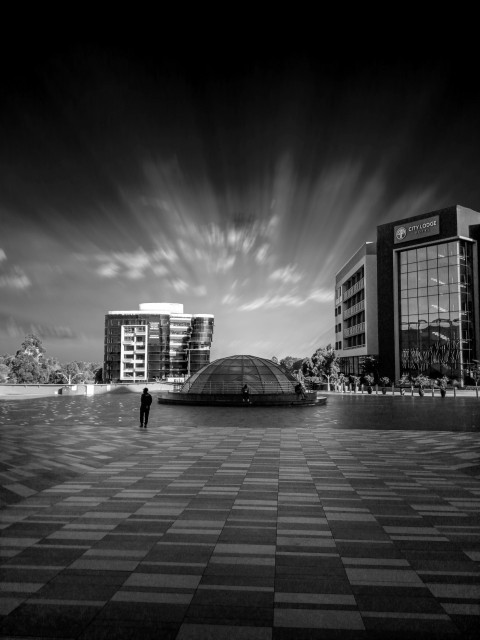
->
xmin=269 ymin=264 xmax=303 ymax=284
xmin=0 ymin=265 xmax=31 ymax=290
xmin=171 ymin=278 xmax=188 ymax=292
xmin=238 ymin=287 xmax=333 ymax=311
xmin=0 ymin=313 xmax=76 ymax=340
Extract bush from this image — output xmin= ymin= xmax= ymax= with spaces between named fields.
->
xmin=436 ymin=376 xmax=449 ymax=389
xmin=413 ymin=374 xmax=430 ymax=388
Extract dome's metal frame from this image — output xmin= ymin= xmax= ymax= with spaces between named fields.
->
xmin=157 ymin=355 xmax=326 ymax=407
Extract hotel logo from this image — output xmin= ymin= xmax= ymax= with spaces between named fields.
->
xmin=394 ymin=215 xmax=440 ymax=244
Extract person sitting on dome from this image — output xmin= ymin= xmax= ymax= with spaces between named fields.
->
xmin=295 ymin=382 xmax=306 ymax=400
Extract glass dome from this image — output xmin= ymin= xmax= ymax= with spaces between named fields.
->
xmin=181 ymin=355 xmax=298 ymax=395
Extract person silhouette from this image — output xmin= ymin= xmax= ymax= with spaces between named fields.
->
xmin=140 ymin=387 xmax=152 ymax=428
xmin=242 ymin=384 xmax=251 ymax=404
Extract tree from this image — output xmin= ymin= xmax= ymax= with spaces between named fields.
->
xmin=43 ymin=357 xmax=64 ymax=383
xmin=279 ymin=356 xmax=303 ymax=372
xmin=9 ymin=352 xmax=49 ymax=383
xmin=74 ymin=361 xmax=102 ymax=383
xmin=59 ymin=362 xmax=81 ymax=385
xmin=8 ymin=334 xmax=49 ymax=383
xmin=309 ymin=345 xmax=340 ymax=390
xmin=302 ymin=357 xmax=315 ymax=377
xmin=0 ymin=354 xmax=14 ymax=382
xmin=0 ymin=363 xmax=10 ymax=382
xmin=19 ymin=334 xmax=45 ymax=360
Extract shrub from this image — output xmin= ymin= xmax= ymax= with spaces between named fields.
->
xmin=413 ymin=374 xmax=430 ymax=388
xmin=436 ymin=376 xmax=449 ymax=389
xmin=364 ymin=374 xmax=374 ymax=386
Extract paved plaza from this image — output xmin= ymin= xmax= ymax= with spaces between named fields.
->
xmin=1 ymin=393 xmax=480 ymax=639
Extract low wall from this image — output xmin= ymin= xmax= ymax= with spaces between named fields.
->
xmin=157 ymin=391 xmax=324 ymax=406
xmin=0 ymin=384 xmax=66 ymax=397
xmin=0 ymin=382 xmax=170 ymax=398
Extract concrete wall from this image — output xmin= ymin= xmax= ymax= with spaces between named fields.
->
xmin=0 ymin=382 xmax=171 ymax=398
xmin=157 ymin=391 xmax=321 ymax=406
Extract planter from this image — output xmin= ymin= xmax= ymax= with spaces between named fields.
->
xmin=367 ymin=386 xmax=372 ymax=394
xmin=381 ymin=388 xmax=387 ymax=395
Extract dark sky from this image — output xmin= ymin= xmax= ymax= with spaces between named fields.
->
xmin=1 ymin=33 xmax=480 ymax=363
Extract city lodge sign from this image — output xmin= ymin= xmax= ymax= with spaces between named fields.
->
xmin=394 ymin=215 xmax=440 ymax=244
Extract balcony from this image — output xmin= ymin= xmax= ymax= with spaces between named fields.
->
xmin=343 ymin=322 xmax=365 ymax=338
xmin=343 ymin=278 xmax=364 ymax=302
xmin=343 ymin=299 xmax=365 ymax=320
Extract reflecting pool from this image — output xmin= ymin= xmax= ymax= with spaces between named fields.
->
xmin=1 ymin=392 xmax=478 ymax=432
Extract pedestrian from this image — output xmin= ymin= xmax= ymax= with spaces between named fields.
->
xmin=140 ymin=387 xmax=152 ymax=428
xmin=242 ymin=383 xmax=251 ymax=404
xmin=295 ymin=382 xmax=306 ymax=400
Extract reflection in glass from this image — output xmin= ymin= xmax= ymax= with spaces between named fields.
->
xmin=398 ymin=240 xmax=475 ymax=384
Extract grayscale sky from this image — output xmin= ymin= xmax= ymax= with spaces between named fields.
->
xmin=1 ymin=30 xmax=480 ymax=364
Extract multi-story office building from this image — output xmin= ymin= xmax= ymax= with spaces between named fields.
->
xmin=335 ymin=205 xmax=480 ymax=385
xmin=104 ymin=303 xmax=214 ymax=382
xmin=335 ymin=242 xmax=378 ymax=377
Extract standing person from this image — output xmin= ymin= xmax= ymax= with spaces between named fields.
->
xmin=242 ymin=383 xmax=251 ymax=404
xmin=140 ymin=387 xmax=152 ymax=428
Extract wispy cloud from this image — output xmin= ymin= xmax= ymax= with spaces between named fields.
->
xmin=0 ymin=250 xmax=31 ymax=290
xmin=0 ymin=313 xmax=76 ymax=340
xmin=238 ymin=287 xmax=333 ymax=311
xmin=172 ymin=278 xmax=188 ymax=292
xmin=269 ymin=264 xmax=303 ymax=284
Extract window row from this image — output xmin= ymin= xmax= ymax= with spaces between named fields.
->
xmin=400 ymin=295 xmax=470 ymax=315
xmin=343 ymin=266 xmax=364 ymax=292
xmin=400 ymin=256 xmax=465 ymax=273
xmin=345 ymin=334 xmax=365 ymax=349
xmin=400 ymin=268 xmax=469 ymax=289
xmin=400 ymin=241 xmax=468 ymax=264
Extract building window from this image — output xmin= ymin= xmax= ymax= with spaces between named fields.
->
xmin=399 ymin=240 xmax=475 ymax=383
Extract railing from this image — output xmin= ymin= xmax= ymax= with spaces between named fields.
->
xmin=343 ymin=278 xmax=364 ymax=302
xmin=343 ymin=299 xmax=365 ymax=320
xmin=176 ymin=380 xmax=299 ymax=394
xmin=343 ymin=322 xmax=365 ymax=338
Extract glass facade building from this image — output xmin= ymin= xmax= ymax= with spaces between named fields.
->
xmin=335 ymin=206 xmax=480 ymax=385
xmin=399 ymin=240 xmax=475 ymax=380
xmin=104 ymin=303 xmax=214 ymax=382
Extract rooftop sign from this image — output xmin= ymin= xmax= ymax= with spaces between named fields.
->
xmin=394 ymin=215 xmax=440 ymax=244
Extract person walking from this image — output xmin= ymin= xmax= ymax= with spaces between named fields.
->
xmin=139 ymin=387 xmax=152 ymax=428
xmin=242 ymin=383 xmax=251 ymax=404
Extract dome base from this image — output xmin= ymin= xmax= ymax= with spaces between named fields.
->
xmin=157 ymin=391 xmax=326 ymax=407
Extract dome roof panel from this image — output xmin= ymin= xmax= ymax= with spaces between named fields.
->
xmin=181 ymin=355 xmax=297 ymax=395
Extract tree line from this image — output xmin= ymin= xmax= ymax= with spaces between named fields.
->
xmin=277 ymin=346 xmax=342 ymax=388
xmin=0 ymin=334 xmax=102 ymax=385
xmin=277 ymin=348 xmax=382 ymax=389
